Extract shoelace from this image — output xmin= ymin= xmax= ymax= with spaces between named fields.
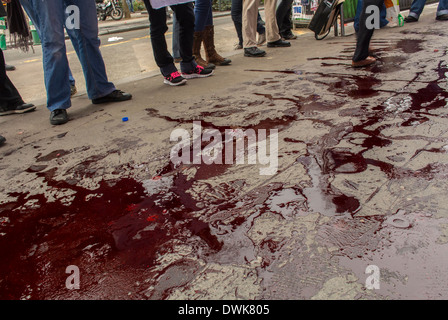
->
xmin=167 ymin=71 xmax=182 ymax=81
xmin=195 ymin=66 xmax=204 ymax=73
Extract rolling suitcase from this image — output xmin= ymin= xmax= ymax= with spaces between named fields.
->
xmin=308 ymin=0 xmax=345 ymax=40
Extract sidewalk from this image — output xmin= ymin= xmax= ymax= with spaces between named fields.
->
xmin=1 ymin=5 xmax=448 ymax=300
xmin=97 ymin=10 xmax=233 ymax=35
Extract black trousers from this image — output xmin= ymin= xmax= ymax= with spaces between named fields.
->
xmin=0 ymin=48 xmax=23 ymax=108
xmin=276 ymin=0 xmax=294 ymax=37
xmin=353 ymin=0 xmax=384 ymax=62
xmin=142 ymin=0 xmax=196 ymax=76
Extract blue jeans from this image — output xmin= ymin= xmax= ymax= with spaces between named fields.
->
xmin=19 ymin=0 xmax=116 ymax=111
xmin=354 ymin=0 xmax=388 ymax=32
xmin=126 ymin=0 xmax=135 ymax=13
xmin=20 ymin=3 xmax=77 ymax=88
xmin=194 ymin=0 xmax=213 ymax=32
xmin=408 ymin=0 xmax=448 ymax=18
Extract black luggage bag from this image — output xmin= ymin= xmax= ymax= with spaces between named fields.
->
xmin=308 ymin=0 xmax=345 ymax=40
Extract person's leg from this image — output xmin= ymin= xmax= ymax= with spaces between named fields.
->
xmin=0 ymin=48 xmax=22 ymax=108
xmin=436 ymin=0 xmax=448 ymax=18
xmin=276 ymin=0 xmax=293 ymax=37
xmin=353 ymin=0 xmax=384 ymax=65
xmin=0 ymin=48 xmax=35 ymax=115
xmin=192 ymin=0 xmax=215 ymax=68
xmin=256 ymin=11 xmax=266 ymax=34
xmin=126 ymin=0 xmax=134 ymax=13
xmin=231 ymin=0 xmax=244 ymax=46
xmin=202 ymin=0 xmax=231 ymax=66
xmin=65 ymin=0 xmax=117 ymax=101
xmin=173 ymin=3 xmax=214 ymax=79
xmin=20 ymin=0 xmax=77 ymax=92
xmin=243 ymin=0 xmax=259 ymax=48
xmin=407 ymin=0 xmax=427 ymax=19
xmin=172 ymin=12 xmax=181 ymax=60
xmin=380 ymin=2 xmax=389 ymax=27
xmin=20 ymin=0 xmax=71 ymax=112
xmin=142 ymin=0 xmax=178 ymax=77
xmin=194 ymin=0 xmax=211 ymax=32
xmin=264 ymin=0 xmax=282 ymax=43
xmin=354 ymin=0 xmax=363 ymax=32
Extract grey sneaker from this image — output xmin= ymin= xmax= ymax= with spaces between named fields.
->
xmin=244 ymin=47 xmax=266 ymax=57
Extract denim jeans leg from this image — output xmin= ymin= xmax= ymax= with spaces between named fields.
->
xmin=437 ymin=0 xmax=448 ymax=16
xmin=408 ymin=0 xmax=427 ymax=18
xmin=20 ymin=1 xmax=77 ymax=88
xmin=172 ymin=13 xmax=181 ymax=59
xmin=194 ymin=0 xmax=213 ymax=32
xmin=20 ymin=0 xmax=71 ymax=111
xmin=126 ymin=0 xmax=134 ymax=12
xmin=64 ymin=0 xmax=116 ymax=100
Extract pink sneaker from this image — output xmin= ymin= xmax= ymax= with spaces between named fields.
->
xmin=163 ymin=71 xmax=187 ymax=86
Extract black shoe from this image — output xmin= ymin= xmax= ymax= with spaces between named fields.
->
xmin=5 ymin=64 xmax=16 ymax=71
xmin=282 ymin=33 xmax=297 ymax=40
xmin=244 ymin=47 xmax=266 ymax=57
xmin=267 ymin=39 xmax=291 ymax=47
xmin=50 ymin=109 xmax=69 ymax=125
xmin=404 ymin=15 xmax=418 ymax=22
xmin=92 ymin=90 xmax=132 ymax=104
xmin=436 ymin=14 xmax=448 ymax=20
xmin=0 ymin=135 xmax=5 ymax=146
xmin=0 ymin=103 xmax=36 ymax=116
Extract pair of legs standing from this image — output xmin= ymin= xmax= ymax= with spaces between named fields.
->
xmin=243 ymin=0 xmax=291 ymax=57
xmin=192 ymin=0 xmax=231 ymax=69
xmin=19 ymin=0 xmax=132 ymax=125
xmin=231 ymin=0 xmax=266 ymax=48
xmin=276 ymin=0 xmax=297 ymax=39
xmin=142 ymin=0 xmax=213 ymax=85
xmin=405 ymin=0 xmax=448 ymax=21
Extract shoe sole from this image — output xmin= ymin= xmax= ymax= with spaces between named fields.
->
xmin=244 ymin=52 xmax=266 ymax=57
xmin=352 ymin=60 xmax=376 ymax=68
xmin=92 ymin=96 xmax=132 ymax=104
xmin=164 ymin=79 xmax=188 ymax=86
xmin=50 ymin=119 xmax=69 ymax=125
xmin=181 ymin=70 xmax=214 ymax=79
xmin=267 ymin=44 xmax=291 ymax=48
xmin=0 ymin=105 xmax=36 ymax=116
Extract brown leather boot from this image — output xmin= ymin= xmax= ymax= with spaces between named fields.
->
xmin=203 ymin=25 xmax=231 ymax=66
xmin=193 ymin=31 xmax=215 ymax=70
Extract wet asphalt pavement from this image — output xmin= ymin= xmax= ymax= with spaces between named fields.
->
xmin=1 ymin=6 xmax=448 ymax=300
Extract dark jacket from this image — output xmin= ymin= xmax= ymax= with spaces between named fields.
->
xmin=0 ymin=4 xmax=6 ymax=18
